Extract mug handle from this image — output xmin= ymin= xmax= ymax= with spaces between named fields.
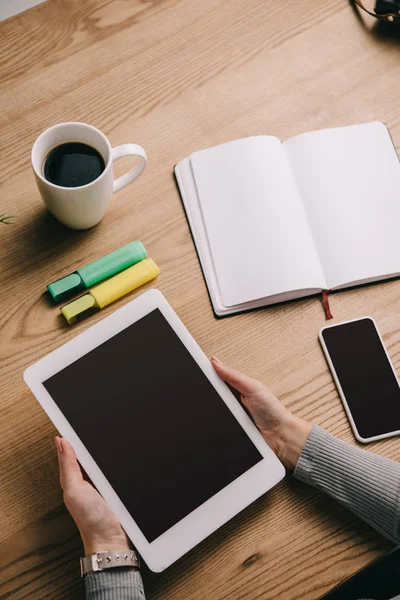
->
xmin=112 ymin=144 xmax=147 ymax=193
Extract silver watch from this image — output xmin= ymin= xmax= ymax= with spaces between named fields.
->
xmin=80 ymin=549 xmax=140 ymax=577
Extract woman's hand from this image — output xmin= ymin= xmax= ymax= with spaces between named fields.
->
xmin=55 ymin=436 xmax=131 ymax=555
xmin=211 ymin=357 xmax=311 ymax=469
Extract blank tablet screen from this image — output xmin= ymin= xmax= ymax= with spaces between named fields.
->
xmin=43 ymin=309 xmax=262 ymax=542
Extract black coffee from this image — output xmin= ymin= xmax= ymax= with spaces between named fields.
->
xmin=43 ymin=142 xmax=105 ymax=187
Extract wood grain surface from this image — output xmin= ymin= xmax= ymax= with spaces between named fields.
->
xmin=1 ymin=1 xmax=400 ymax=598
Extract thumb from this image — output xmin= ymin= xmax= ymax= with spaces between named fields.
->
xmin=211 ymin=357 xmax=263 ymax=396
xmin=55 ymin=436 xmax=83 ymax=492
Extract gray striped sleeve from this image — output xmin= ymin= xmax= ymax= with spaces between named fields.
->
xmin=294 ymin=425 xmax=400 ymax=545
xmin=85 ymin=569 xmax=145 ymax=600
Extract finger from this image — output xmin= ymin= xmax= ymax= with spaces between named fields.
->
xmin=211 ymin=357 xmax=263 ymax=395
xmin=55 ymin=436 xmax=83 ymax=491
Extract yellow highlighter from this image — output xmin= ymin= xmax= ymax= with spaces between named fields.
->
xmin=61 ymin=258 xmax=160 ymax=325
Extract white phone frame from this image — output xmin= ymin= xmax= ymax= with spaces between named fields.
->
xmin=319 ymin=316 xmax=400 ymax=444
xmin=24 ymin=289 xmax=285 ymax=572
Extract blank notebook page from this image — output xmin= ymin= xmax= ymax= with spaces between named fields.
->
xmin=190 ymin=136 xmax=326 ymax=307
xmin=285 ymin=122 xmax=400 ymax=290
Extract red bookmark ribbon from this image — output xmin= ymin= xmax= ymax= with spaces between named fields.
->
xmin=322 ymin=290 xmax=333 ymax=320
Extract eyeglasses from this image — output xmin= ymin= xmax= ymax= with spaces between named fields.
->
xmin=354 ymin=0 xmax=400 ymax=22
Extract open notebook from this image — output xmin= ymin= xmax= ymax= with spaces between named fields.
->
xmin=175 ymin=122 xmax=400 ymax=317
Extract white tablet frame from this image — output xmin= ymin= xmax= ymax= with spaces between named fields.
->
xmin=24 ymin=289 xmax=285 ymax=572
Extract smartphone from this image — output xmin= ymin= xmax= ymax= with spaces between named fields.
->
xmin=319 ymin=317 xmax=400 ymax=443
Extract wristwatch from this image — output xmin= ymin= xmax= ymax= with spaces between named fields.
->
xmin=80 ymin=549 xmax=140 ymax=577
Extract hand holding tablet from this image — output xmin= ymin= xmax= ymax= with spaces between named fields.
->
xmin=210 ymin=358 xmax=312 ymax=471
xmin=55 ymin=436 xmax=132 ymax=556
xmin=24 ymin=290 xmax=285 ymax=572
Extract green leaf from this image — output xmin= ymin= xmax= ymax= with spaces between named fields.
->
xmin=0 ymin=213 xmax=16 ymax=224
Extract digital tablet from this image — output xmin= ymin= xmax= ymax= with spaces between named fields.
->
xmin=24 ymin=290 xmax=285 ymax=572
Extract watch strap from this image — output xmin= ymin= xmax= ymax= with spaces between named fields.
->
xmin=80 ymin=549 xmax=140 ymax=577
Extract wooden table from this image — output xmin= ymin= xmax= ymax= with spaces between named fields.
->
xmin=1 ymin=1 xmax=400 ymax=598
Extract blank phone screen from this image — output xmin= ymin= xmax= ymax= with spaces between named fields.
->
xmin=43 ymin=309 xmax=262 ymax=543
xmin=321 ymin=318 xmax=400 ymax=439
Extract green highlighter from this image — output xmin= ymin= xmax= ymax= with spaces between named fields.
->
xmin=47 ymin=241 xmax=147 ymax=303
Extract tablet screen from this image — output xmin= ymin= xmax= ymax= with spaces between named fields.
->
xmin=43 ymin=309 xmax=262 ymax=543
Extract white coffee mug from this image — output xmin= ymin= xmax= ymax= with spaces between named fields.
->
xmin=31 ymin=122 xmax=147 ymax=229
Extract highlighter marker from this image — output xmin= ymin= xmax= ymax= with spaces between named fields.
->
xmin=47 ymin=241 xmax=147 ymax=303
xmin=61 ymin=258 xmax=160 ymax=325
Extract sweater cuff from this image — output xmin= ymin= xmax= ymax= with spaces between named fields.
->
xmin=293 ymin=424 xmax=330 ymax=484
xmin=293 ymin=424 xmax=400 ymax=545
xmin=85 ymin=568 xmax=144 ymax=600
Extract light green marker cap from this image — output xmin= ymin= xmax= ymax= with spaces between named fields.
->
xmin=47 ymin=241 xmax=147 ymax=303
